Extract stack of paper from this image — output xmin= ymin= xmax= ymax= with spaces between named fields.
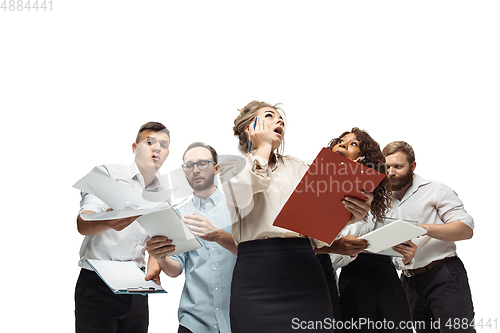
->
xmin=74 ymin=167 xmax=201 ymax=256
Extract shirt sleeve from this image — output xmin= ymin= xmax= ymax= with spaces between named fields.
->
xmin=393 ymin=257 xmax=415 ymax=270
xmin=434 ymin=183 xmax=474 ymax=230
xmin=79 ymin=192 xmax=109 ymax=214
xmin=170 ymin=252 xmax=187 ymax=271
xmin=78 ymin=164 xmax=111 ymax=214
xmin=220 ymin=154 xmax=272 ymax=211
xmin=326 ymin=221 xmax=367 ymax=268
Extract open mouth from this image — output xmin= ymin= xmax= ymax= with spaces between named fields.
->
xmin=334 ymin=150 xmax=347 ymax=158
xmin=274 ymin=126 xmax=284 ymax=136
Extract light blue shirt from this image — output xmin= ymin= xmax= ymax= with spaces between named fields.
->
xmin=171 ymin=188 xmax=236 ymax=333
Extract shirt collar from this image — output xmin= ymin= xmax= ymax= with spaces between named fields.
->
xmin=395 ymin=173 xmax=431 ymax=204
xmin=249 ymin=150 xmax=279 ymax=171
xmin=191 ymin=187 xmax=224 ymax=209
xmin=128 ymin=162 xmax=161 ymax=190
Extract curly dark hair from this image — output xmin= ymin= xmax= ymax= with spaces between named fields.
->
xmin=327 ymin=127 xmax=392 ymax=224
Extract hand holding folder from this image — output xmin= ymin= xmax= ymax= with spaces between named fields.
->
xmin=359 ymin=219 xmax=426 ymax=254
xmin=370 ymin=217 xmax=420 ymax=257
xmin=86 ymin=259 xmax=167 ymax=295
xmin=273 ymin=148 xmax=386 ymax=244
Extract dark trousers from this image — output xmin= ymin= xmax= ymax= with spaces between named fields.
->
xmin=75 ymin=268 xmax=149 ymax=333
xmin=401 ymin=257 xmax=476 ymax=333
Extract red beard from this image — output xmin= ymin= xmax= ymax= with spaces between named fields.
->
xmin=387 ymin=170 xmax=413 ymax=191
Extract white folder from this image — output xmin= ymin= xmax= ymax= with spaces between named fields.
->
xmin=136 ymin=207 xmax=202 ymax=256
xmin=86 ymin=259 xmax=167 ymax=295
xmin=359 ymin=220 xmax=426 ymax=254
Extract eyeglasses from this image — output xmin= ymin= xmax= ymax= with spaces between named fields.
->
xmin=181 ymin=160 xmax=215 ymax=172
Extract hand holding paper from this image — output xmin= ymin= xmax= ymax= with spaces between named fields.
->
xmin=146 ymin=237 xmax=183 ymax=278
xmin=86 ymin=259 xmax=166 ymax=295
xmin=315 ymin=235 xmax=368 ymax=257
xmin=146 ymin=236 xmax=176 ymax=259
xmin=136 ymin=208 xmax=201 ymax=256
xmin=74 ymin=166 xmax=201 ymax=256
xmin=101 ymin=208 xmax=141 ymax=231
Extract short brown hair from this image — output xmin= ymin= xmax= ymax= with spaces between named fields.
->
xmin=135 ymin=121 xmax=170 ymax=143
xmin=183 ymin=142 xmax=218 ymax=164
xmin=233 ymin=100 xmax=285 ymax=155
xmin=382 ymin=141 xmax=415 ymax=164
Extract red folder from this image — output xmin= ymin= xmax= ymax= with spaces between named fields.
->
xmin=273 ymin=148 xmax=386 ymax=244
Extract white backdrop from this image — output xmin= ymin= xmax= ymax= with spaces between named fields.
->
xmin=1 ymin=1 xmax=498 ymax=332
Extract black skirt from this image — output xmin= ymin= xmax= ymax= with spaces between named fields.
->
xmin=230 ymin=238 xmax=334 ymax=333
xmin=317 ymin=253 xmax=344 ymax=333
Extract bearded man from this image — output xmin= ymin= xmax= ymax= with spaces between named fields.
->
xmin=146 ymin=142 xmax=237 ymax=333
xmin=383 ymin=141 xmax=476 ymax=333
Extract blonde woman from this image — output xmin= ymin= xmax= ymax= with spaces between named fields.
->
xmin=220 ymin=101 xmax=373 ymax=333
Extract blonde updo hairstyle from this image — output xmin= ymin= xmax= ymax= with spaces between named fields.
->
xmin=233 ymin=100 xmax=286 ymax=156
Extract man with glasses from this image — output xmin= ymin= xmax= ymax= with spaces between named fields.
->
xmin=146 ymin=142 xmax=237 ymax=333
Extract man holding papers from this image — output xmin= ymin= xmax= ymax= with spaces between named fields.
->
xmin=146 ymin=142 xmax=237 ymax=333
xmin=75 ymin=122 xmax=170 ymax=333
xmin=383 ymin=141 xmax=475 ymax=333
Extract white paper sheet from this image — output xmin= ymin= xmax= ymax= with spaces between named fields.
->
xmin=359 ymin=220 xmax=426 ymax=253
xmin=86 ymin=259 xmax=166 ymax=294
xmin=136 ymin=208 xmax=201 ymax=256
xmin=79 ymin=202 xmax=171 ymax=221
xmin=73 ymin=166 xmax=174 ymax=210
xmin=74 ymin=167 xmax=200 ymax=256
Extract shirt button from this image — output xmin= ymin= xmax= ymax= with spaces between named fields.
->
xmin=215 ymin=287 xmax=218 ymax=290
xmin=213 ymin=267 xmax=217 ymax=270
xmin=216 ymin=308 xmax=219 ymax=311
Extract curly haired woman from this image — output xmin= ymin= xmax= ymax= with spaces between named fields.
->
xmin=327 ymin=128 xmax=415 ymax=333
